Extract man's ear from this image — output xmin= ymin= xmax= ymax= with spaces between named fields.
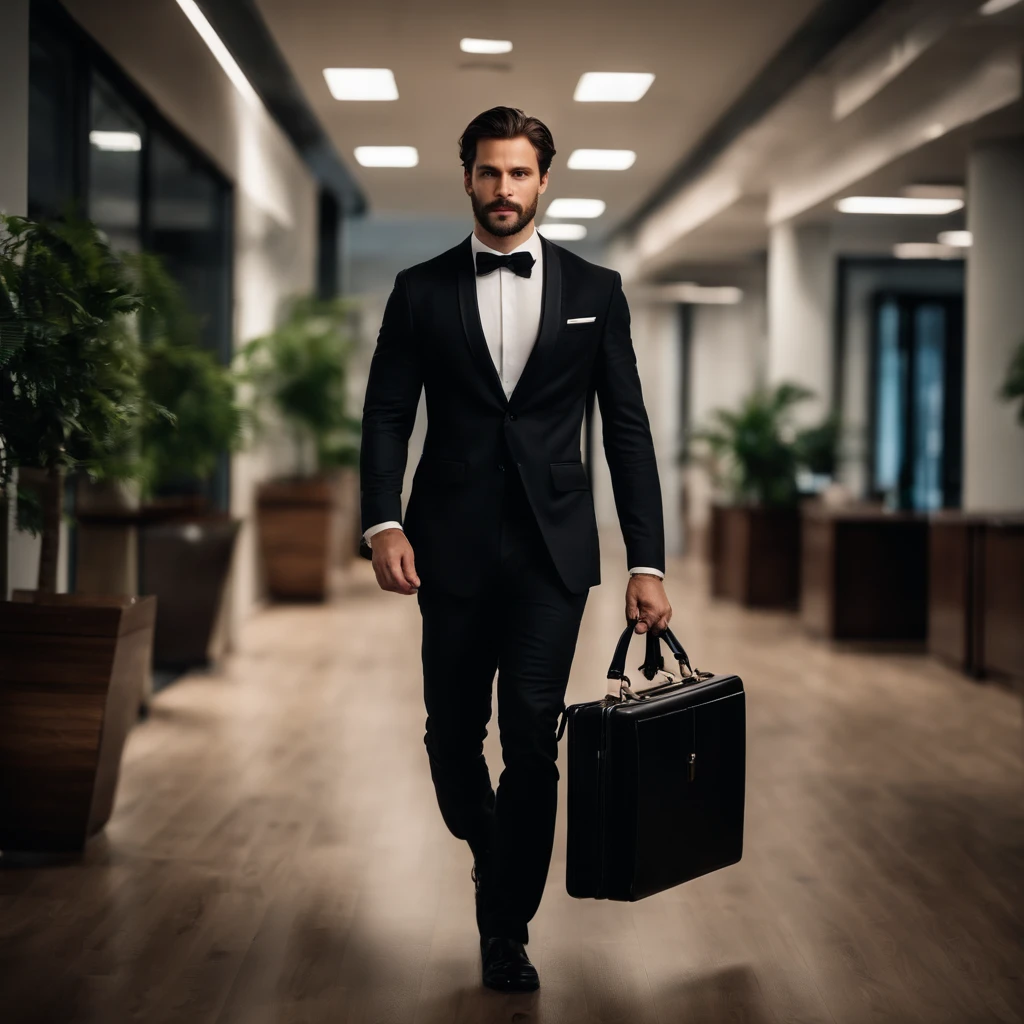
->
xmin=464 ymin=169 xmax=472 ymax=194
xmin=538 ymin=170 xmax=549 ymax=195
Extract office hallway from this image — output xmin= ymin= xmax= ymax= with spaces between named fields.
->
xmin=2 ymin=537 xmax=1023 ymax=1024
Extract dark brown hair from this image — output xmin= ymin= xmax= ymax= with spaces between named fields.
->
xmin=459 ymin=106 xmax=556 ymax=176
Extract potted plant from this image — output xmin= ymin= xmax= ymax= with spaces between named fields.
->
xmin=237 ymin=295 xmax=361 ymax=601
xmin=130 ymin=253 xmax=244 ymax=669
xmin=687 ymin=381 xmax=814 ymax=607
xmin=0 ymin=212 xmax=157 ymax=854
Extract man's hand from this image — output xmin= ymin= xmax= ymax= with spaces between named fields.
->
xmin=626 ymin=573 xmax=671 ymax=634
xmin=370 ymin=529 xmax=421 ymax=595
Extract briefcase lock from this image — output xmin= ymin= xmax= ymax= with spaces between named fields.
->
xmin=688 ymin=752 xmax=697 ymax=782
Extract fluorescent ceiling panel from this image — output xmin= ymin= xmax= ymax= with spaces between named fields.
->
xmin=894 ymin=242 xmax=963 ymax=259
xmin=938 ymin=230 xmax=973 ymax=247
xmin=573 ymin=72 xmax=654 ymax=102
xmin=538 ymin=223 xmax=588 ymax=240
xmin=324 ymin=68 xmax=399 ymax=101
xmin=460 ymin=38 xmax=513 ymax=54
xmin=89 ymin=130 xmax=142 ymax=152
xmin=174 ymin=0 xmax=260 ymax=106
xmin=836 ymin=196 xmax=964 ymax=215
xmin=354 ymin=146 xmax=418 ymax=167
xmin=567 ymin=149 xmax=637 ymax=171
xmin=979 ymin=0 xmax=1022 ymax=14
xmin=892 ymin=239 xmax=962 ymax=256
xmin=545 ymin=198 xmax=606 ymax=218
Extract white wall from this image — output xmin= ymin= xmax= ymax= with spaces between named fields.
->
xmin=62 ymin=0 xmax=319 ymax=634
xmin=767 ymin=222 xmax=834 ymax=426
xmin=0 ymin=0 xmax=28 ymax=218
xmin=685 ymin=283 xmax=768 ymax=537
xmin=590 ymin=295 xmax=685 ymax=561
xmin=0 ymin=0 xmax=30 ymax=599
xmin=964 ymin=138 xmax=1024 ymax=511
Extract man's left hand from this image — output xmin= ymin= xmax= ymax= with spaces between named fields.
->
xmin=625 ymin=574 xmax=672 ymax=634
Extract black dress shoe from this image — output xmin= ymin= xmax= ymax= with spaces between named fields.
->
xmin=480 ymin=936 xmax=539 ymax=992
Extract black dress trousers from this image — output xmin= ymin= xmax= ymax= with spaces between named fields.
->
xmin=416 ymin=445 xmax=589 ymax=944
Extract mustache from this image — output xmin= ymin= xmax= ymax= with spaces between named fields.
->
xmin=487 ymin=201 xmax=522 ymax=212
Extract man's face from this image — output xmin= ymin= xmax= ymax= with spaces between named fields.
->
xmin=465 ymin=135 xmax=549 ymax=237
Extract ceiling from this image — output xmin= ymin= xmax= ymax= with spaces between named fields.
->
xmin=612 ymin=0 xmax=1024 ymax=280
xmin=254 ymin=0 xmax=824 ymax=242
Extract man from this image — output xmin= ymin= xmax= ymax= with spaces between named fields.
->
xmin=359 ymin=106 xmax=671 ymax=991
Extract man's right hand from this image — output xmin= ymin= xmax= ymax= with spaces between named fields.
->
xmin=369 ymin=529 xmax=421 ymax=595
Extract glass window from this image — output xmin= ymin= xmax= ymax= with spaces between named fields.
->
xmin=149 ymin=130 xmax=233 ymax=362
xmin=28 ymin=28 xmax=80 ymax=218
xmin=88 ymin=73 xmax=144 ymax=252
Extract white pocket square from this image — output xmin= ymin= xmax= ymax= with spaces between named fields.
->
xmin=566 ymin=316 xmax=596 ymax=324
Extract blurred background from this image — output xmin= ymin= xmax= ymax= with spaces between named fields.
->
xmin=0 ymin=1 xmax=1022 ymax=1022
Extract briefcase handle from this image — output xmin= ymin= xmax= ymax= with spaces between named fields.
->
xmin=605 ymin=619 xmax=709 ymax=700
xmin=556 ymin=620 xmax=712 ymax=742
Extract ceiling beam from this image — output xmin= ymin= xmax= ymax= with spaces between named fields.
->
xmin=196 ymin=0 xmax=366 ymax=215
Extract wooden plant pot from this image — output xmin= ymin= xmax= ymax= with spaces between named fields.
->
xmin=0 ymin=592 xmax=157 ymax=853
xmin=139 ymin=515 xmax=241 ymax=668
xmin=709 ymin=503 xmax=801 ymax=608
xmin=801 ymin=505 xmax=928 ymax=641
xmin=257 ymin=475 xmax=340 ymax=601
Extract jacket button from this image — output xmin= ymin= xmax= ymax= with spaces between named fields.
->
xmin=498 ymin=463 xmax=505 ymax=471
xmin=508 ymin=413 xmax=517 ymax=421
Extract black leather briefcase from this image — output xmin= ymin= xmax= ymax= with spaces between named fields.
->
xmin=559 ymin=621 xmax=746 ymax=901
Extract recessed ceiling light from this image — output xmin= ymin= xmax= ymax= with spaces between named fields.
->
xmin=938 ymin=230 xmax=973 ymax=247
xmin=460 ymin=38 xmax=513 ymax=54
xmin=354 ymin=146 xmax=418 ymax=167
xmin=545 ymin=198 xmax=606 ymax=219
xmin=324 ymin=68 xmax=399 ymax=101
xmin=573 ymin=72 xmax=654 ymax=103
xmin=538 ymin=223 xmax=588 ymax=241
xmin=894 ymin=243 xmax=963 ymax=259
xmin=567 ymin=149 xmax=637 ymax=171
xmin=979 ymin=0 xmax=1022 ymax=15
xmin=174 ymin=0 xmax=260 ymax=107
xmin=89 ymin=130 xmax=142 ymax=152
xmin=651 ymin=283 xmax=744 ymax=305
xmin=836 ymin=196 xmax=964 ymax=215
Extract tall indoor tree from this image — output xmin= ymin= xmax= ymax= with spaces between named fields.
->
xmin=0 ymin=213 xmax=148 ymax=593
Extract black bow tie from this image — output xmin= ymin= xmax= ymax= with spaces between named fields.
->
xmin=475 ymin=251 xmax=535 ymax=279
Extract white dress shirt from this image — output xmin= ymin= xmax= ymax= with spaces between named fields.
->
xmin=364 ymin=227 xmax=664 ymax=580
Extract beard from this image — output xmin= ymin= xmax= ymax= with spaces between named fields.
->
xmin=469 ymin=188 xmax=539 ymax=237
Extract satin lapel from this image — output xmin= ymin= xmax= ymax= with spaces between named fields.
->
xmin=456 ymin=236 xmax=508 ymax=407
xmin=508 ymin=233 xmax=562 ymax=408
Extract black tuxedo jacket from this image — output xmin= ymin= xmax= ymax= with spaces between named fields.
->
xmin=359 ymin=232 xmax=665 ymax=597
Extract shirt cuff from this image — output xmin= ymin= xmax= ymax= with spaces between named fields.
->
xmin=363 ymin=521 xmax=403 ymax=548
xmin=628 ymin=566 xmax=665 ymax=579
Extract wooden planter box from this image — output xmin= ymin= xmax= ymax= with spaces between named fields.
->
xmin=257 ymin=475 xmax=342 ymax=601
xmin=139 ymin=515 xmax=241 ymax=668
xmin=0 ymin=592 xmax=157 ymax=853
xmin=708 ymin=504 xmax=801 ymax=608
xmin=929 ymin=513 xmax=1024 ymax=682
xmin=801 ymin=505 xmax=928 ymax=641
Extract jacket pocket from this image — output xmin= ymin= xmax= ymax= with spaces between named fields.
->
xmin=550 ymin=461 xmax=590 ymax=491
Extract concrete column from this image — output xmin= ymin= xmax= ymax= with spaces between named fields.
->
xmin=767 ymin=222 xmax=835 ymax=425
xmin=0 ymin=0 xmax=29 ymax=600
xmin=964 ymin=137 xmax=1024 ymax=511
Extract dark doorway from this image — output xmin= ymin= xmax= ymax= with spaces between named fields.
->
xmin=870 ymin=292 xmax=964 ymax=511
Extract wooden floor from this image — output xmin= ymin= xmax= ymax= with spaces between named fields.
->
xmin=3 ymin=535 xmax=1023 ymax=1024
